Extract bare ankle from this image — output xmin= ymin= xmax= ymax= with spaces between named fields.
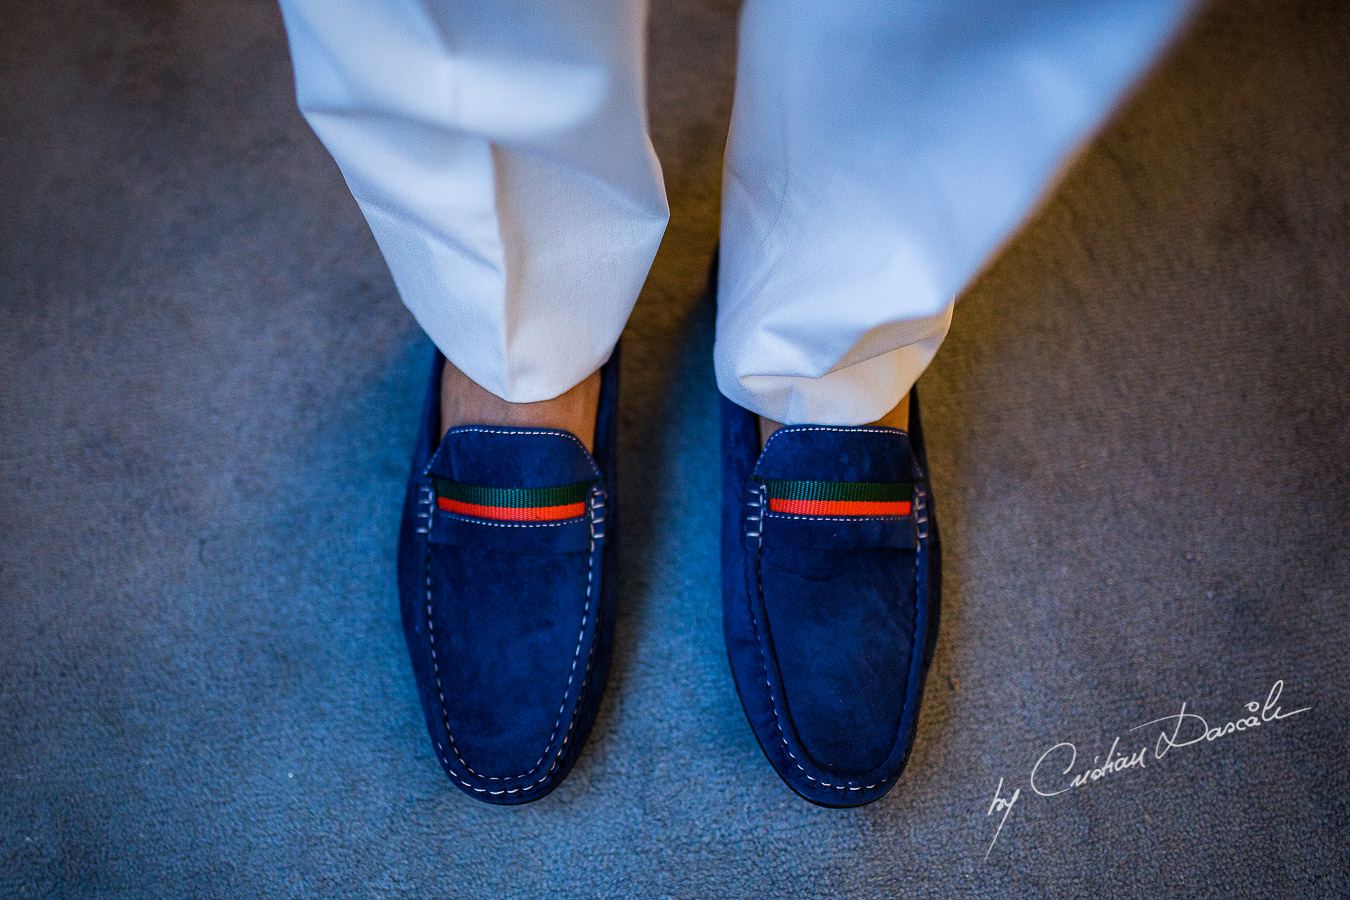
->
xmin=757 ymin=391 xmax=911 ymax=448
xmin=440 ymin=362 xmax=602 ymax=453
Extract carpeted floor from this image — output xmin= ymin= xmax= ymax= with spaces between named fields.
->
xmin=2 ymin=0 xmax=1347 ymax=896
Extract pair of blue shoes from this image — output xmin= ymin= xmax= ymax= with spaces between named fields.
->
xmin=397 ymin=348 xmax=940 ymax=807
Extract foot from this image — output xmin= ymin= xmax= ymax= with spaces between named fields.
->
xmin=440 ymin=360 xmax=602 ymax=453
xmin=758 ymin=390 xmax=911 ymax=447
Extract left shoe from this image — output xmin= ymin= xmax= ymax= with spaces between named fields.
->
xmin=720 ymin=392 xmax=941 ymax=807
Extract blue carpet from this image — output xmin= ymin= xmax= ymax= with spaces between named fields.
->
xmin=1 ymin=0 xmax=1347 ymax=895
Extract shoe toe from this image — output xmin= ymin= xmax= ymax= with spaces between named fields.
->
xmin=760 ymin=545 xmax=916 ymax=776
xmin=420 ymin=529 xmax=601 ymax=787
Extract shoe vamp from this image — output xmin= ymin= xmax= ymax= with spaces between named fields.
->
xmin=759 ymin=544 xmax=917 ymax=775
xmin=424 ymin=543 xmax=595 ymax=778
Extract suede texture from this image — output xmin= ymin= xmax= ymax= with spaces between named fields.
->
xmin=395 ymin=351 xmax=620 ymax=804
xmin=5 ymin=0 xmax=1349 ymax=891
xmin=722 ymin=396 xmax=941 ymax=807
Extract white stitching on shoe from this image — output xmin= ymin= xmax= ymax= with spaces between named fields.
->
xmin=748 ymin=538 xmax=882 ymax=791
xmin=414 ymin=485 xmax=432 ymax=534
xmin=425 ymin=427 xmax=603 ymax=483
xmin=763 ymin=513 xmax=910 ymax=523
xmin=745 ymin=475 xmax=925 ymax=794
xmin=758 ymin=425 xmax=904 ymax=462
xmin=435 ymin=512 xmax=580 ymax=529
xmin=421 ymin=485 xmax=603 ymax=795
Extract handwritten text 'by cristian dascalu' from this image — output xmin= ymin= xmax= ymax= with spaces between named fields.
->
xmin=982 ymin=679 xmax=1311 ymax=860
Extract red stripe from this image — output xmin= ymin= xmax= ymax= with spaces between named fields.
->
xmin=437 ymin=497 xmax=586 ymax=521
xmin=768 ymin=498 xmax=912 ymax=517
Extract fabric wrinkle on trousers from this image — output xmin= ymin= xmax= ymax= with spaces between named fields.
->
xmin=278 ymin=0 xmax=669 ymax=405
xmin=279 ymin=0 xmax=1191 ymax=423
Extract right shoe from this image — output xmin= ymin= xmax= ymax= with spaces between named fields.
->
xmin=396 ymin=349 xmax=620 ymax=804
xmin=720 ymin=389 xmax=942 ymax=807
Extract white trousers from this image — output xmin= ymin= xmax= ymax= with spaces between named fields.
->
xmin=279 ymin=0 xmax=1188 ymax=424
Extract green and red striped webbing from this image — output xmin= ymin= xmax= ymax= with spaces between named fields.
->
xmin=433 ymin=477 xmax=594 ymax=522
xmin=755 ymin=477 xmax=913 ymax=517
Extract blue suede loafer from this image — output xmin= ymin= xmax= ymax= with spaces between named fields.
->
xmin=721 ymin=392 xmax=941 ymax=807
xmin=397 ymin=350 xmax=619 ymax=804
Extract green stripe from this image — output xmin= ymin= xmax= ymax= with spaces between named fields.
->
xmin=754 ymin=478 xmax=912 ymax=504
xmin=433 ymin=477 xmax=594 ymax=508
